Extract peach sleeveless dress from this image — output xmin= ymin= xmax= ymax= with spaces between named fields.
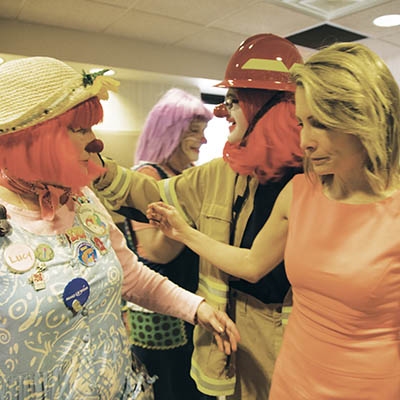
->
xmin=269 ymin=174 xmax=400 ymax=399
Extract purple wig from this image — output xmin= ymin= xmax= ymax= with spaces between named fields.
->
xmin=134 ymin=88 xmax=213 ymax=164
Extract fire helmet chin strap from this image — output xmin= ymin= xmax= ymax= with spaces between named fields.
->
xmin=239 ymin=91 xmax=286 ymax=146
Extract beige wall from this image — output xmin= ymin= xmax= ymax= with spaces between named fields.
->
xmin=95 ymin=131 xmax=140 ymax=169
xmin=0 ymin=18 xmax=228 ymax=82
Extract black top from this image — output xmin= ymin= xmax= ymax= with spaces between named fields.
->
xmin=229 ymin=168 xmax=301 ymax=304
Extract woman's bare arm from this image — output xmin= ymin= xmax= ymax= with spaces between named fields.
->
xmin=147 ymin=180 xmax=292 ymax=282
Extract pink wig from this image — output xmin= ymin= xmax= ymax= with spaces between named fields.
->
xmin=134 ymin=88 xmax=213 ymax=165
xmin=0 ymin=97 xmax=105 ymax=191
xmin=223 ymin=98 xmax=303 ymax=183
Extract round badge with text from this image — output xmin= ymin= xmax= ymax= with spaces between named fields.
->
xmin=63 ymin=277 xmax=90 ymax=312
xmin=4 ymin=243 xmax=35 ymax=273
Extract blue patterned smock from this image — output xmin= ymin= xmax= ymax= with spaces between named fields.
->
xmin=0 ymin=189 xmax=153 ymax=399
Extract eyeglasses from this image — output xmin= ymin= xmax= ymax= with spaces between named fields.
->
xmin=223 ymin=98 xmax=239 ymax=111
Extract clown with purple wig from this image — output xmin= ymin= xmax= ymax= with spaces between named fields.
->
xmin=121 ymin=88 xmax=213 ymax=400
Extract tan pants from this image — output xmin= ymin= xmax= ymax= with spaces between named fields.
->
xmin=227 ymin=289 xmax=284 ymax=400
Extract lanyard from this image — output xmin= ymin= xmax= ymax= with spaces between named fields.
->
xmin=230 ymin=174 xmax=251 ymax=245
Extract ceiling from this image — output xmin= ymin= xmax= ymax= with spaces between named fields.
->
xmin=0 ymin=0 xmax=400 ymax=92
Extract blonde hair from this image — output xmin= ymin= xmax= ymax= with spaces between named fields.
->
xmin=290 ymin=42 xmax=400 ymax=192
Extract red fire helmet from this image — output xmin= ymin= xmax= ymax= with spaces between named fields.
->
xmin=215 ymin=33 xmax=303 ymax=92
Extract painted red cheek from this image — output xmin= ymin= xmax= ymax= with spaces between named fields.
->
xmin=85 ymin=139 xmax=104 ymax=153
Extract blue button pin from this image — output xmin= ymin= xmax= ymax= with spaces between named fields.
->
xmin=63 ymin=277 xmax=90 ymax=312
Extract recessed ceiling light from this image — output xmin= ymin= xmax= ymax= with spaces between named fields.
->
xmin=373 ymin=14 xmax=400 ymax=27
xmin=89 ymin=67 xmax=115 ymax=76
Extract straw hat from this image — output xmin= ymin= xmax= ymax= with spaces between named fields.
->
xmin=0 ymin=56 xmax=119 ymax=135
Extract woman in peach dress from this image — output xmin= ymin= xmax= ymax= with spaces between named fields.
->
xmin=147 ymin=42 xmax=400 ymax=399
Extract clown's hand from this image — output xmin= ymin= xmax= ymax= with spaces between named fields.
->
xmin=195 ymin=301 xmax=240 ymax=355
xmin=146 ymin=202 xmax=190 ymax=242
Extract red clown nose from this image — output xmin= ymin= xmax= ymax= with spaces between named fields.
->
xmin=213 ymin=103 xmax=229 ymax=118
xmin=85 ymin=139 xmax=104 ymax=153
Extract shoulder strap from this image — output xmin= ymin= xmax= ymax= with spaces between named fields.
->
xmin=134 ymin=162 xmax=169 ymax=179
xmin=123 ymin=218 xmax=138 ymax=253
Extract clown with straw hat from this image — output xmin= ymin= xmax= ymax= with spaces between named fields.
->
xmin=0 ymin=56 xmax=239 ymax=399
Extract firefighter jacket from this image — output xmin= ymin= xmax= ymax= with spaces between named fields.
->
xmin=94 ymin=157 xmax=259 ymax=396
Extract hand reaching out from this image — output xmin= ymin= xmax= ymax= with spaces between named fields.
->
xmin=146 ymin=202 xmax=191 ymax=241
xmin=196 ymin=301 xmax=240 ymax=355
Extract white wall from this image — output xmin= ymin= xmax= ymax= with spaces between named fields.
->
xmin=196 ymin=104 xmax=229 ymax=165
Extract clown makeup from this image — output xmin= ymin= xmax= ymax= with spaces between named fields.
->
xmin=179 ymin=118 xmax=208 ymax=163
xmin=68 ymin=127 xmax=99 ymax=170
xmin=225 ymin=90 xmax=249 ymax=144
xmin=167 ymin=118 xmax=208 ymax=171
